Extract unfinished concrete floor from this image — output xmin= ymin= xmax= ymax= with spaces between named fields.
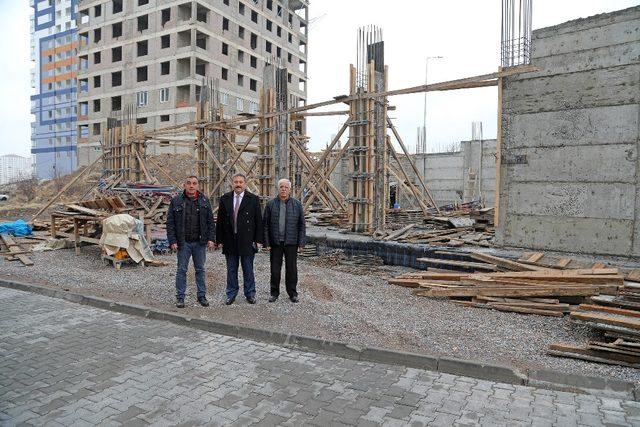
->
xmin=2 ymin=244 xmax=639 ymax=385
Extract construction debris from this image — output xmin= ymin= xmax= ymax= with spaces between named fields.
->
xmin=0 ymin=233 xmax=34 ymax=266
xmin=549 ymin=281 xmax=640 ymax=367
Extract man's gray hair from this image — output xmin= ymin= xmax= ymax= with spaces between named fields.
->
xmin=277 ymin=178 xmax=292 ymax=188
xmin=231 ymin=173 xmax=247 ymax=181
xmin=185 ymin=175 xmax=198 ymax=182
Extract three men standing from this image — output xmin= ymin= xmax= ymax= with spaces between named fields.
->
xmin=216 ymin=173 xmax=264 ymax=305
xmin=167 ymin=176 xmax=215 ymax=308
xmin=263 ymin=179 xmax=306 ymax=303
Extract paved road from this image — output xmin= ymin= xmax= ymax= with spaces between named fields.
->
xmin=1 ymin=287 xmax=639 ymax=427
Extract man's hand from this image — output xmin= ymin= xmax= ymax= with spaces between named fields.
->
xmin=207 ymin=241 xmax=215 ymax=250
xmin=216 ymin=243 xmax=223 ymax=250
xmin=298 ymin=246 xmax=304 ymax=253
xmin=256 ymin=243 xmax=263 ymax=249
xmin=170 ymin=243 xmax=178 ymax=251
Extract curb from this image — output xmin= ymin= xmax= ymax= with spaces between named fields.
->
xmin=2 ymin=278 xmax=638 ymax=401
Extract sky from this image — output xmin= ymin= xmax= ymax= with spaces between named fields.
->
xmin=0 ymin=0 xmax=637 ymax=157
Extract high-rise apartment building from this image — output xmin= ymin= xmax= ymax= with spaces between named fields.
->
xmin=30 ymin=0 xmax=80 ymax=179
xmin=0 ymin=155 xmax=33 ymax=185
xmin=76 ymin=0 xmax=309 ymax=165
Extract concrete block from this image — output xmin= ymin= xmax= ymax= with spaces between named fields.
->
xmin=359 ymin=347 xmax=438 ymax=371
xmin=532 ymin=13 xmax=640 ymax=58
xmin=501 ymin=214 xmax=634 ymax=256
xmin=634 ymin=184 xmax=640 ymax=257
xmin=528 ymin=369 xmax=636 ymax=399
xmin=506 ymin=182 xmax=636 ymax=220
xmin=502 ymin=144 xmax=637 ymax=183
xmin=508 ymin=105 xmax=639 ymax=149
xmin=437 ymin=357 xmax=526 ymax=385
xmin=504 ymin=65 xmax=640 ymax=114
xmin=532 ymin=6 xmax=640 ymax=40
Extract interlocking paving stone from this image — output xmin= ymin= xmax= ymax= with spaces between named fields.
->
xmin=0 ymin=287 xmax=637 ymax=426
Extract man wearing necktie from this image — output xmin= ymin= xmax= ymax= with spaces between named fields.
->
xmin=215 ymin=173 xmax=264 ymax=305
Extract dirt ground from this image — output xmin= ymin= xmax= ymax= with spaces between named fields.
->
xmin=2 ymin=241 xmax=639 ymax=385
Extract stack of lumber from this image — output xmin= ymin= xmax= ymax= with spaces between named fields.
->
xmin=389 ymin=251 xmax=625 ymax=317
xmin=0 ymin=233 xmax=34 ymax=266
xmin=470 ymin=207 xmax=494 ymax=230
xmin=549 ymin=281 xmax=640 ymax=367
xmin=385 ymin=209 xmax=425 ymax=227
xmin=307 ymin=208 xmax=347 ymax=227
xmin=298 ymin=244 xmax=318 ymax=258
xmin=311 ymin=249 xmax=385 ymax=275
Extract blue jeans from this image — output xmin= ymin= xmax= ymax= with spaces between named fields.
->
xmin=175 ymin=242 xmax=207 ymax=299
xmin=225 ymin=253 xmax=256 ymax=299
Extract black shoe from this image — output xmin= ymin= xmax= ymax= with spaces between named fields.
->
xmin=268 ymin=295 xmax=278 ymax=303
xmin=176 ymin=298 xmax=185 ymax=308
xmin=225 ymin=297 xmax=235 ymax=305
xmin=198 ymin=296 xmax=209 ymax=307
xmin=290 ymin=296 xmax=299 ymax=303
xmin=246 ymin=296 xmax=256 ymax=304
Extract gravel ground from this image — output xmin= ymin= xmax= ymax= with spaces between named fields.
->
xmin=3 ymin=243 xmax=639 ymax=384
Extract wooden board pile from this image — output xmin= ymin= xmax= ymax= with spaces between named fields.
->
xmin=306 ymin=207 xmax=348 ymax=227
xmin=101 ymin=186 xmax=174 ymax=224
xmin=0 ymin=233 xmax=35 ymax=266
xmin=549 ymin=270 xmax=640 ymax=367
xmin=311 ymin=249 xmax=385 ymax=275
xmin=389 ymin=251 xmax=625 ymax=317
xmin=379 ymin=223 xmax=493 ymax=248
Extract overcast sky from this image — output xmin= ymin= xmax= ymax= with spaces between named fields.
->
xmin=0 ymin=0 xmax=637 ymax=157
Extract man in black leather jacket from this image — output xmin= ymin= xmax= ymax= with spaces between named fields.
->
xmin=166 ymin=176 xmax=215 ymax=308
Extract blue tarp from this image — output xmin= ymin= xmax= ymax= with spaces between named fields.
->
xmin=0 ymin=220 xmax=33 ymax=237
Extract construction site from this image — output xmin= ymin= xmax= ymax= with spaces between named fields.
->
xmin=2 ymin=0 xmax=640 ymax=399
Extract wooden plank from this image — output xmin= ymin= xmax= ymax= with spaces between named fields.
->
xmin=570 ymin=311 xmax=640 ymax=331
xmin=626 ymin=269 xmax=640 ymax=282
xmin=556 ymin=258 xmax=572 ymax=268
xmin=65 ymin=204 xmax=107 ymax=217
xmin=468 ymin=252 xmax=547 ymax=272
xmin=416 ymin=287 xmax=603 ymax=298
xmin=416 ymin=257 xmax=498 ymax=271
xmin=577 ymin=304 xmax=640 ymax=319
xmin=526 ymin=253 xmax=545 ymax=263
xmin=550 ymin=343 xmax=640 ymax=364
xmin=548 ymin=348 xmax=640 ymax=368
xmin=0 ymin=234 xmax=34 ymax=266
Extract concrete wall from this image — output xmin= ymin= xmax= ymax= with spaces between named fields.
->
xmin=495 ymin=6 xmax=640 ymax=257
xmin=323 ymin=138 xmax=496 ymax=209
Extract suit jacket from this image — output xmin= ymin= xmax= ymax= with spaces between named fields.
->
xmin=216 ymin=190 xmax=264 ymax=256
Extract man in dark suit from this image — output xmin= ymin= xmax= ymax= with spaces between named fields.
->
xmin=166 ymin=175 xmax=215 ymax=308
xmin=216 ymin=173 xmax=263 ymax=305
xmin=263 ymin=178 xmax=306 ymax=303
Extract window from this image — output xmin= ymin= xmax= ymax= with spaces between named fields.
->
xmin=160 ymin=61 xmax=170 ymax=75
xmin=93 ymin=75 xmax=101 ymax=88
xmin=237 ymin=74 xmax=244 ymax=87
xmin=250 ymin=33 xmax=257 ymax=49
xmin=287 ymin=52 xmax=292 ymax=63
xmin=93 ymin=122 xmax=101 ymax=135
xmin=222 ymin=17 xmax=229 ymax=31
xmin=111 ymin=96 xmax=121 ymax=111
xmin=137 ymin=15 xmax=148 ymax=32
xmin=112 ymin=22 xmax=122 ymax=38
xmin=266 ymin=20 xmax=272 ymax=31
xmin=93 ymin=99 xmax=101 ymax=112
xmin=220 ymin=92 xmax=229 ymax=105
xmin=136 ymin=117 xmax=147 ymax=124
xmin=93 ymin=51 xmax=101 ymax=64
xmin=94 ymin=28 xmax=101 ymax=43
xmin=136 ymin=91 xmax=148 ymax=107
xmin=137 ymin=66 xmax=148 ymax=82
xmin=223 ymin=0 xmax=229 ymax=5
xmin=236 ymin=97 xmax=243 ymax=111
xmin=161 ymin=8 xmax=170 ymax=26
xmin=250 ymin=79 xmax=256 ymax=91
xmin=238 ymin=26 xmax=245 ymax=39
xmin=138 ymin=0 xmax=149 ymax=5
xmin=113 ymin=0 xmax=123 ymax=14
xmin=221 ymin=43 xmax=228 ymax=55
xmin=94 ymin=5 xmax=102 ymax=17
xmin=111 ymin=71 xmax=121 ymax=87
xmin=288 ymin=32 xmax=292 ymax=43
xmin=265 ymin=41 xmax=272 ymax=53
xmin=238 ymin=2 xmax=245 ymax=15
xmin=251 ymin=10 xmax=258 ymax=23
xmin=137 ymin=40 xmax=148 ymax=56
xmin=237 ymin=50 xmax=244 ymax=63
xmin=276 ymin=26 xmax=281 ymax=37
xmin=160 ymin=114 xmax=170 ymax=122
xmin=276 ymin=47 xmax=281 ymax=57
xmin=267 ymin=0 xmax=272 ymax=10
xmin=159 ymin=88 xmax=169 ymax=103
xmin=287 ymin=72 xmax=292 ymax=83
xmin=161 ymin=34 xmax=170 ymax=48
xmin=250 ymin=55 xmax=257 ymax=68
xmin=112 ymin=46 xmax=122 ymax=62
xmin=221 ymin=67 xmax=228 ymax=80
